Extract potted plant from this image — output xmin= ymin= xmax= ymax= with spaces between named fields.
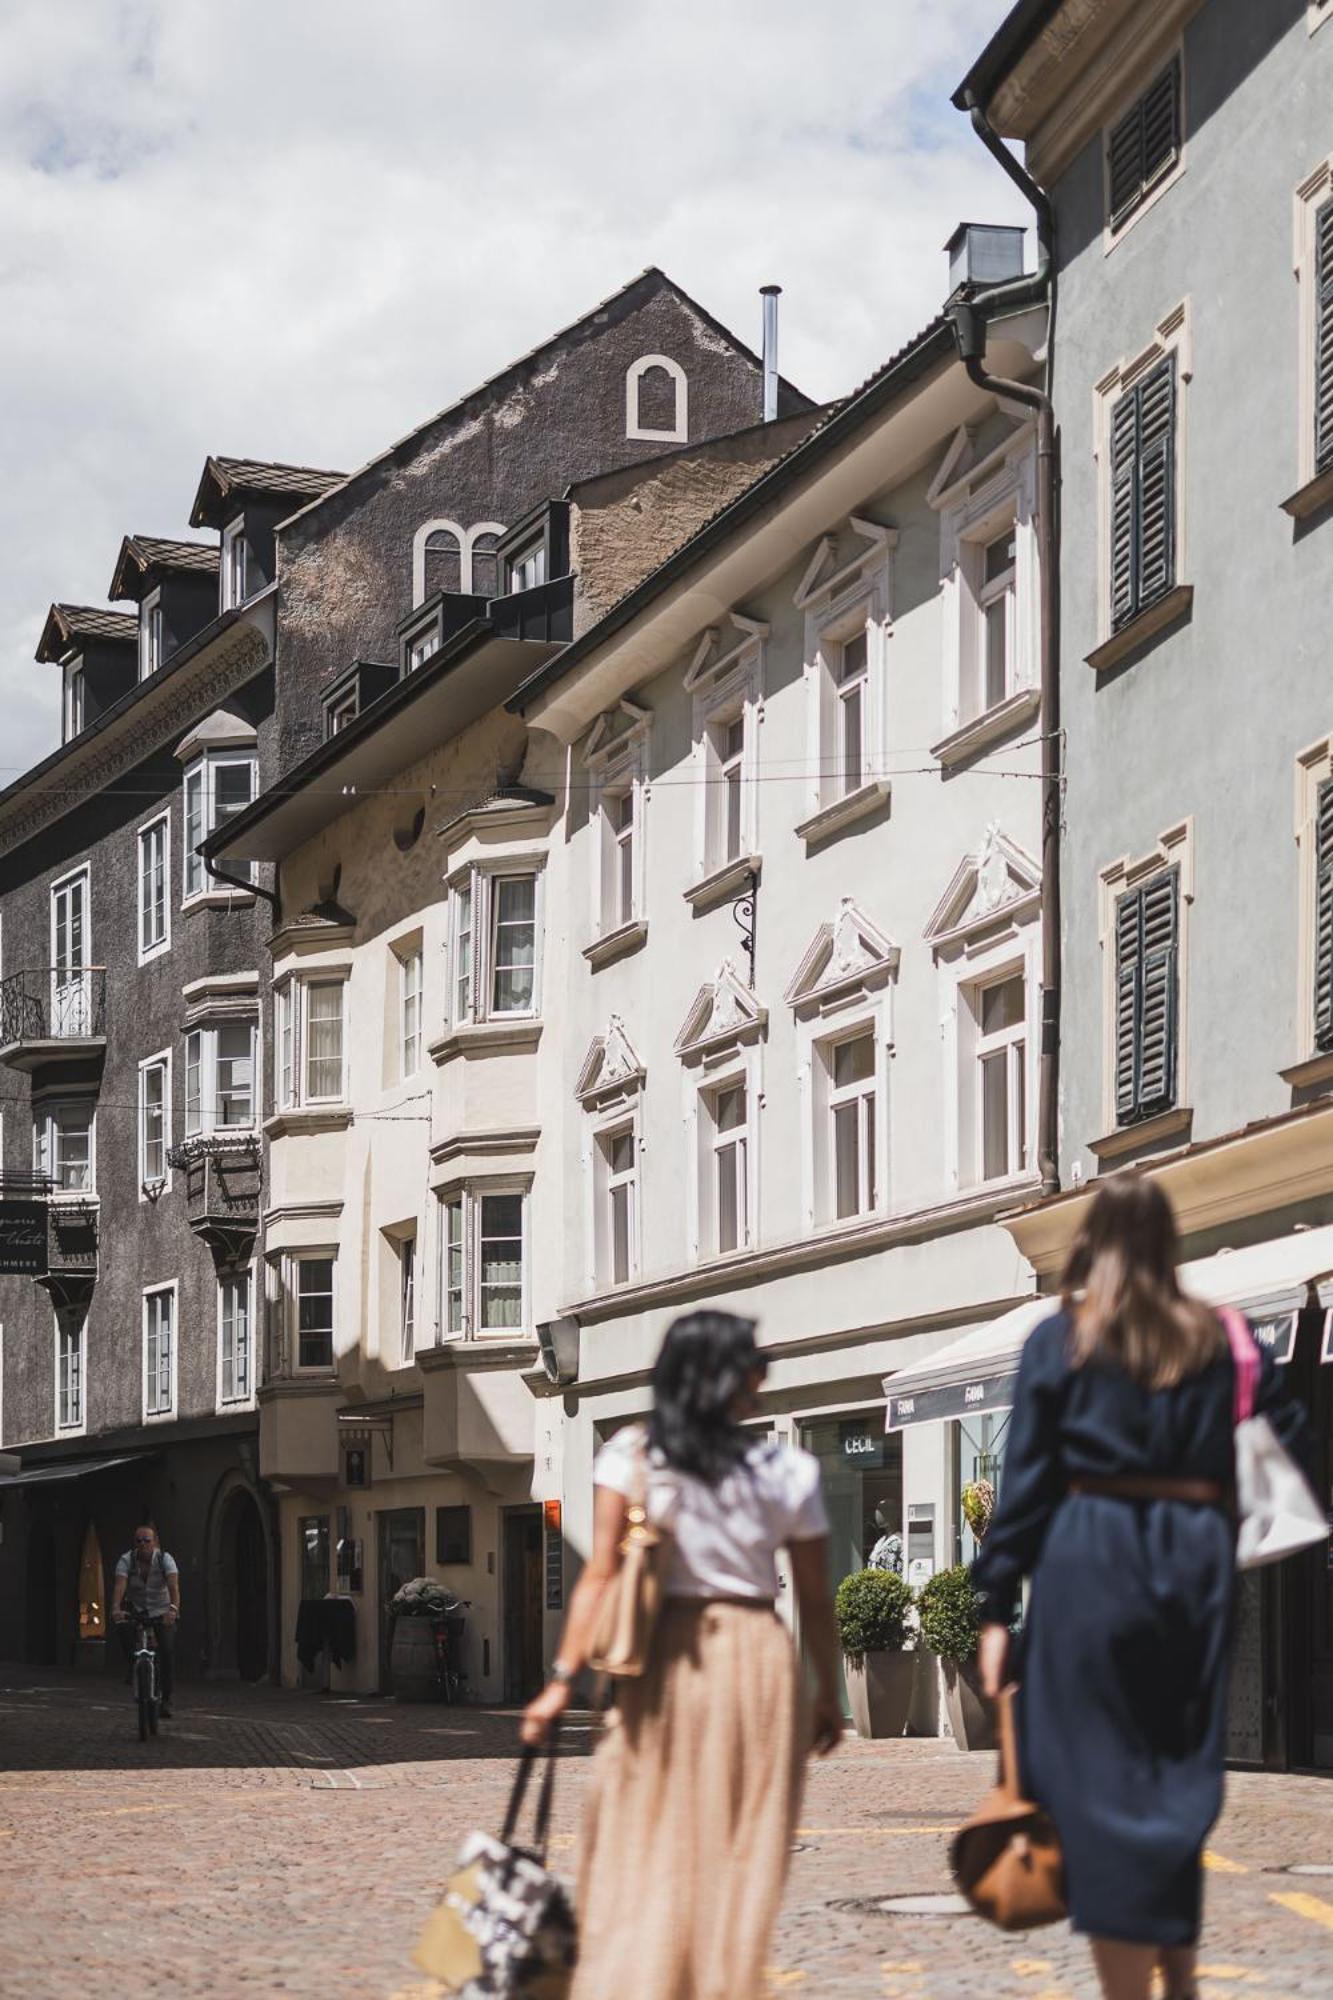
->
xmin=916 ymin=1563 xmax=993 ymax=1752
xmin=835 ymin=1568 xmax=915 ymax=1739
xmin=388 ymin=1576 xmax=462 ymax=1701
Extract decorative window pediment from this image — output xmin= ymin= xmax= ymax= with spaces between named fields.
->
xmin=581 ymin=697 xmax=650 ymax=770
xmin=683 ymin=613 xmax=768 ymax=693
xmin=925 ymin=825 xmax=1041 ymax=958
xmin=674 ymin=960 xmax=766 ymax=1064
xmin=784 ymin=897 xmax=899 ymax=1016
xmin=576 ymin=1017 xmax=645 ymax=1108
xmin=793 ymin=517 xmax=897 ymax=613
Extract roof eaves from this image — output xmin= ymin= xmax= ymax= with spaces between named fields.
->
xmin=952 ymin=0 xmax=1067 ymax=112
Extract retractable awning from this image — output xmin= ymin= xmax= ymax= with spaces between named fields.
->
xmin=0 ymin=1452 xmax=148 ymax=1489
xmin=884 ymin=1221 xmax=1333 ymax=1430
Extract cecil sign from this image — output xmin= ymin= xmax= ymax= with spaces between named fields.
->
xmin=0 ymin=1200 xmax=47 ymax=1277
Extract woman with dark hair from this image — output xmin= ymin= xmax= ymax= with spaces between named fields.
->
xmin=973 ymin=1175 xmax=1312 ymax=2000
xmin=522 ymin=1308 xmax=842 ymax=1999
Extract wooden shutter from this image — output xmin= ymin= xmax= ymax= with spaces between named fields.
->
xmin=1135 ymin=360 xmax=1176 ymax=611
xmin=1114 ymin=871 xmax=1179 ymax=1124
xmin=1315 ymin=198 xmax=1333 ymax=475
xmin=1109 ymin=390 xmax=1139 ymax=632
xmin=1108 ymin=61 xmax=1180 ymax=229
xmin=1315 ymin=779 xmax=1333 ymax=1050
xmin=1114 ymin=890 xmax=1142 ymax=1124
xmin=1108 ymin=97 xmax=1145 ymax=227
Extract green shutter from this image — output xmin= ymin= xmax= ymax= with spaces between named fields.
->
xmin=1135 ymin=359 xmax=1176 ymax=611
xmin=1110 ymin=390 xmax=1139 ymax=633
xmin=1315 ymin=198 xmax=1333 ymax=475
xmin=1114 ymin=871 xmax=1179 ymax=1124
xmin=1108 ymin=60 xmax=1180 ymax=230
xmin=1114 ymin=889 xmax=1142 ymax=1124
xmin=1315 ymin=780 xmax=1333 ymax=1049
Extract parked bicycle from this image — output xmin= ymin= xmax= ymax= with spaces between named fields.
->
xmin=123 ymin=1606 xmax=168 ymax=1741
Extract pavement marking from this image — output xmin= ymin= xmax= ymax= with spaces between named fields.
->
xmin=1203 ymin=1848 xmax=1248 ymax=1873
xmin=1269 ymin=1888 xmax=1333 ymax=1932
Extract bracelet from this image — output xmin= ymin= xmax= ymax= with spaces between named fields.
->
xmin=550 ymin=1660 xmax=576 ymax=1685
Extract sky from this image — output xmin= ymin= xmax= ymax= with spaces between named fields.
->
xmin=0 ymin=0 xmax=1022 ymax=781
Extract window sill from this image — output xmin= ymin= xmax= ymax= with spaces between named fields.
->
xmin=262 ymin=1106 xmax=353 ymax=1139
xmin=1281 ymin=465 xmax=1333 ymax=521
xmin=182 ymin=887 xmax=255 ymax=913
xmin=931 ymin=688 xmax=1041 ymax=769
xmin=137 ymin=941 xmax=172 ymax=969
xmin=1085 ymin=585 xmax=1193 ymax=674
xmin=683 ymin=854 xmax=761 ymax=913
xmin=1088 ymin=1105 xmax=1193 ymax=1162
xmin=429 ymin=1019 xmax=543 ymax=1065
xmin=795 ymin=779 xmax=891 ymax=850
xmin=582 ymin=918 xmax=649 ymax=970
xmin=1279 ymin=1050 xmax=1333 ymax=1090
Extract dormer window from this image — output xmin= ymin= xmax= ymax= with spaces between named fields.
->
xmin=507 ymin=537 xmax=546 ymax=595
xmin=405 ymin=612 xmax=442 ymax=672
xmin=221 ymin=519 xmax=249 ymax=611
xmin=62 ymin=659 xmax=85 ymax=743
xmin=327 ymin=692 xmax=358 ymax=735
xmin=139 ymin=591 xmax=163 ymax=681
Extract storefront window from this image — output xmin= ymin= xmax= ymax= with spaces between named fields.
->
xmin=802 ymin=1414 xmax=904 ymax=1712
xmin=299 ymin=1515 xmax=330 ymax=1603
xmin=78 ymin=1522 xmax=105 ymax=1639
xmin=953 ymin=1410 xmax=1011 ymax=1566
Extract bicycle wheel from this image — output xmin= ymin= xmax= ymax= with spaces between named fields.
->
xmin=137 ymin=1660 xmax=152 ymax=1742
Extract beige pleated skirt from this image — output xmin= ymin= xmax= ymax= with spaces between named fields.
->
xmin=573 ymin=1597 xmax=808 ymax=2000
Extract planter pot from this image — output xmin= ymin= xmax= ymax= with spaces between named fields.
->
xmin=942 ymin=1657 xmax=995 ymax=1752
xmin=390 ymin=1614 xmax=440 ymax=1701
xmin=844 ymin=1651 xmax=915 ymax=1739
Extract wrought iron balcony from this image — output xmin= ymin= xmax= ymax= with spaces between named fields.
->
xmin=0 ymin=968 xmax=107 ymax=1072
xmin=166 ymin=1133 xmax=261 ymax=1262
xmin=42 ymin=1195 xmax=100 ymax=1311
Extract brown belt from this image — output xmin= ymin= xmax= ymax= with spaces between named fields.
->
xmin=1070 ymin=1474 xmax=1225 ymax=1506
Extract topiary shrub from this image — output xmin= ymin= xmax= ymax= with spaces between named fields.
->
xmin=915 ymin=1564 xmax=983 ymax=1664
xmin=835 ymin=1568 xmax=914 ymax=1663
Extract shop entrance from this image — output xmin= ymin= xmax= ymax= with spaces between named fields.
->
xmin=26 ymin=1519 xmax=59 ymax=1666
xmin=377 ymin=1507 xmax=425 ymax=1693
xmin=502 ymin=1507 xmax=545 ymax=1704
xmin=801 ymin=1415 xmax=903 ymax=1713
xmin=1281 ymin=1307 xmax=1333 ymax=1768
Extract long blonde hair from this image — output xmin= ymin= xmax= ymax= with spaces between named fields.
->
xmin=1061 ymin=1174 xmax=1224 ymax=1390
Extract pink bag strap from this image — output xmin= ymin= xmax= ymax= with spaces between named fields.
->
xmin=1219 ymin=1306 xmax=1259 ymax=1425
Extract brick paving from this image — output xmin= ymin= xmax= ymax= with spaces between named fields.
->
xmin=1 ymin=1671 xmax=1331 ymax=1998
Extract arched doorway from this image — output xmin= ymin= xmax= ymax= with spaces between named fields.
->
xmin=232 ymin=1491 xmax=268 ymax=1682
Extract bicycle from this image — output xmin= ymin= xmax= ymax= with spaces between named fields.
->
xmin=119 ymin=1608 xmax=169 ymax=1741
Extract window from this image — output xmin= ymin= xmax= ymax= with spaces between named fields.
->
xmin=601 ymin=1128 xmax=637 ymax=1285
xmin=183 ymin=752 xmax=257 ymax=899
xmin=975 ymin=975 xmax=1028 ymax=1181
xmin=979 ymin=527 xmax=1016 ymax=713
xmin=1109 ymin=357 xmax=1176 ymax=633
xmin=57 ymin=1315 xmax=84 ymax=1431
xmin=834 ymin=627 xmax=869 ymax=796
xmin=599 ymin=784 xmax=637 ymax=932
xmin=138 ymin=815 xmax=169 ymax=960
xmin=221 ymin=519 xmax=249 ymax=610
xmin=293 ymin=1256 xmax=335 ymax=1370
xmin=35 ymin=1101 xmax=94 ymax=1193
xmin=829 ymin=1032 xmax=877 ymax=1220
xmin=406 ymin=618 xmax=442 ymax=671
xmin=626 ymin=353 xmax=688 ymax=443
xmin=327 ymin=691 xmax=358 ymax=735
xmin=185 ymin=1021 xmax=256 ymax=1134
xmin=707 ymin=1081 xmax=749 ymax=1255
xmin=446 ymin=869 xmax=542 ymax=1027
xmin=276 ymin=980 xmax=346 ymax=1107
xmin=506 ymin=536 xmax=546 ymax=596
xmin=1316 ymin=197 xmax=1333 ymax=476
xmin=716 ymin=716 xmax=745 ymax=865
xmin=50 ymin=869 xmax=91 ymax=1037
xmin=63 ymin=661 xmax=85 ymax=743
xmin=422 ymin=526 xmax=462 ymax=598
xmin=438 ymin=1188 xmax=528 ymax=1336
xmin=139 ymin=591 xmax=163 ymax=681
xmin=400 ymin=946 xmax=423 ymax=1078
xmin=490 ymin=875 xmax=537 ymax=1015
xmin=436 ymin=1506 xmax=472 ymax=1565
xmin=1315 ymin=778 xmax=1333 ymax=1050
xmin=398 ymin=1234 xmax=417 ymax=1363
xmin=219 ymin=1269 xmax=253 ymax=1405
xmin=144 ymin=1287 xmax=175 ymax=1417
xmin=452 ymin=882 xmax=473 ymax=1025
xmin=139 ymin=1055 xmax=170 ymax=1188
xmin=1114 ymin=871 xmax=1179 ymax=1125
xmin=1107 ymin=60 xmax=1181 ymax=231
xmin=468 ymin=530 xmax=501 ymax=598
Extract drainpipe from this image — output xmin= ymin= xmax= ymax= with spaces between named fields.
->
xmin=203 ymin=845 xmax=281 ymax=919
xmin=949 ymin=101 xmax=1060 ymax=1198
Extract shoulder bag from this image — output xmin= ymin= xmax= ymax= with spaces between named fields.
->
xmin=950 ymin=1685 xmax=1066 ymax=1931
xmin=587 ymin=1425 xmax=664 ymax=1679
xmin=1220 ymin=1306 xmax=1328 ymax=1571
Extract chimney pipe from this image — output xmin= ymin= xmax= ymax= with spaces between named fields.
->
xmin=760 ymin=285 xmax=781 ymax=422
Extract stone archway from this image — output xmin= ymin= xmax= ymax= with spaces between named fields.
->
xmin=205 ymin=1471 xmax=275 ymax=1682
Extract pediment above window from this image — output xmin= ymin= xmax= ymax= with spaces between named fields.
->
xmin=925 ymin=824 xmax=1041 ymax=956
xmin=174 ymin=706 xmax=257 ymax=764
xmin=683 ymin=613 xmax=767 ymax=693
xmin=576 ymin=1016 xmax=645 ymax=1108
xmin=581 ymin=698 xmax=650 ymax=770
xmin=784 ymin=897 xmax=899 ymax=1016
xmin=793 ymin=517 xmax=896 ymax=612
xmin=674 ymin=960 xmax=766 ymax=1063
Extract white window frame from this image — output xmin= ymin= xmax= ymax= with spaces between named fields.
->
xmin=411 ymin=515 xmax=465 ymax=606
xmin=35 ymin=1096 xmax=96 ymax=1196
xmin=825 ymin=1026 xmax=879 ymax=1223
xmin=445 ymin=866 xmax=543 ymax=1027
xmin=690 ymin=1060 xmax=760 ymax=1263
xmin=436 ymin=1184 xmax=530 ymax=1340
xmin=596 ymin=1120 xmax=639 ymax=1288
xmin=1095 ymin=819 xmax=1194 ymax=1145
xmin=218 ymin=1265 xmax=256 ymax=1409
xmin=182 ymin=751 xmax=257 ymax=903
xmin=55 ymin=1310 xmax=86 ymax=1435
xmin=49 ymin=866 xmax=92 ymax=1039
xmin=399 ymin=1231 xmax=417 ymax=1364
xmin=143 ymin=1282 xmax=177 ymax=1422
xmin=625 ymin=353 xmax=688 ymax=444
xmin=62 ymin=658 xmax=85 ymax=743
xmin=283 ymin=1250 xmax=337 ymax=1375
xmin=969 ymin=966 xmax=1031 ymax=1188
xmin=1294 ymin=158 xmax=1333 ymax=494
xmin=184 ymin=1018 xmax=257 ymax=1135
xmin=139 ymin=589 xmax=162 ymax=682
xmin=138 ymin=1050 xmax=172 ymax=1195
xmin=581 ymin=702 xmax=650 ymax=952
xmin=505 ymin=535 xmax=546 ymax=596
xmin=398 ymin=942 xmax=423 ymax=1080
xmin=684 ymin=626 xmax=764 ymax=897
xmin=405 ymin=612 xmax=442 ymax=671
xmin=220 ymin=518 xmax=249 ymax=611
xmin=795 ymin=525 xmax=893 ymax=843
xmin=1091 ymin=301 xmax=1192 ymax=651
xmin=1293 ymin=735 xmax=1333 ymax=1073
xmin=137 ymin=812 xmax=171 ymax=963
xmin=275 ymin=974 xmax=348 ymax=1108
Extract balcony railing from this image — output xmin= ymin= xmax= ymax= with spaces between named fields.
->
xmin=0 ymin=968 xmax=107 ymax=1070
xmin=167 ymin=1134 xmax=261 ymax=1262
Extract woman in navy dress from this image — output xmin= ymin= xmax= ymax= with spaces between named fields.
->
xmin=973 ymin=1176 xmax=1312 ymax=2000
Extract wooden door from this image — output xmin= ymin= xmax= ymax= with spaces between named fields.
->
xmin=502 ymin=1509 xmax=544 ymax=1704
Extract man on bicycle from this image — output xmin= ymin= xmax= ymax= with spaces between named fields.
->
xmin=111 ymin=1526 xmax=180 ymax=1717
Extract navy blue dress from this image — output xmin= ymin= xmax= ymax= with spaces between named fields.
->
xmin=971 ymin=1310 xmax=1311 ymax=1947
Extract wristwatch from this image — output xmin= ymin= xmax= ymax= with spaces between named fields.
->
xmin=550 ymin=1660 xmax=575 ymax=1685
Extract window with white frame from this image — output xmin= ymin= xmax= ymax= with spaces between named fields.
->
xmin=600 ymin=781 xmax=637 ymax=933
xmin=597 ymin=1126 xmax=637 ymax=1285
xmin=977 ymin=525 xmax=1017 ymax=715
xmin=714 ymin=715 xmax=746 ymax=867
xmin=288 ymin=1254 xmax=335 ymax=1370
xmin=446 ymin=869 xmax=541 ymax=1025
xmin=438 ymin=1188 xmax=528 ymax=1336
xmin=833 ymin=625 xmax=869 ymax=796
xmin=685 ymin=632 xmax=762 ymax=890
xmin=183 ymin=751 xmax=256 ymax=899
xmin=185 ymin=1020 xmax=255 ymax=1133
xmin=506 ymin=535 xmax=546 ymax=595
xmin=221 ymin=519 xmax=249 ymax=611
xmin=138 ymin=815 xmax=170 ymax=960
xmin=327 ymin=690 xmax=358 ymax=735
xmin=705 ymin=1079 xmax=749 ymax=1256
xmin=219 ymin=1268 xmax=253 ymax=1405
xmin=139 ymin=1054 xmax=170 ymax=1188
xmin=971 ymin=972 xmax=1029 ymax=1183
xmin=399 ymin=944 xmax=423 ymax=1078
xmin=827 ymin=1030 xmax=877 ymax=1220
xmin=35 ymin=1100 xmax=94 ymax=1193
xmin=1093 ymin=303 xmax=1190 ymax=653
xmin=399 ymin=1233 xmax=417 ymax=1363
xmin=139 ymin=591 xmax=163 ymax=681
xmin=405 ymin=614 xmax=442 ymax=672
xmin=63 ymin=660 xmax=85 ymax=743
xmin=276 ymin=978 xmax=346 ymax=1106
xmin=929 ymin=430 xmax=1039 ymax=752
xmin=50 ymin=868 xmax=90 ymax=1034
xmin=56 ymin=1313 xmax=84 ymax=1431
xmin=144 ymin=1286 xmax=175 ymax=1417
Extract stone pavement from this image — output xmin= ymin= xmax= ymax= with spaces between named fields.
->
xmin=1 ymin=1671 xmax=1331 ymax=1999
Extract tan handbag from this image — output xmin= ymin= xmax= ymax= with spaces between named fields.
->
xmin=587 ymin=1427 xmax=663 ymax=1678
xmin=950 ymin=1685 xmax=1066 ymax=1931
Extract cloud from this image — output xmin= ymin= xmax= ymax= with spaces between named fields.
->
xmin=0 ymin=0 xmax=1024 ymax=779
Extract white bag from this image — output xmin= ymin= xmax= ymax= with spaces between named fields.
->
xmin=1221 ymin=1307 xmax=1328 ymax=1571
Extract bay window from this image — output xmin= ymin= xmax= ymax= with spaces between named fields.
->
xmin=446 ymin=868 xmax=542 ymax=1027
xmin=184 ymin=1020 xmax=256 ymax=1134
xmin=290 ymin=1254 xmax=335 ymax=1371
xmin=183 ymin=751 xmax=257 ymax=900
xmin=35 ymin=1100 xmax=94 ymax=1194
xmin=276 ymin=977 xmax=347 ymax=1107
xmin=437 ymin=1186 xmax=529 ymax=1337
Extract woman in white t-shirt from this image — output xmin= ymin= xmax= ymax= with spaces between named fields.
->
xmin=522 ymin=1310 xmax=841 ymax=2000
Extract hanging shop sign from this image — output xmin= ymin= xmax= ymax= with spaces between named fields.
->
xmin=0 ymin=1201 xmax=47 ymax=1277
xmin=886 ymin=1370 xmax=1018 ymax=1431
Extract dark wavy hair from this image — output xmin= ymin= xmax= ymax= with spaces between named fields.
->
xmin=646 ymin=1309 xmax=767 ymax=1486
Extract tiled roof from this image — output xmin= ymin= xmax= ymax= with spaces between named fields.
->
xmin=189 ymin=455 xmax=346 ymax=529
xmin=35 ymin=603 xmax=137 ymax=664
xmin=110 ymin=534 xmax=219 ymax=601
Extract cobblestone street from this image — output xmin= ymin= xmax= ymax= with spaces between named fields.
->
xmin=2 ymin=1672 xmax=1331 ymax=1999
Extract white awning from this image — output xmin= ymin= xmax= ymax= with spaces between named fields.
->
xmin=884 ymin=1221 xmax=1333 ymax=1430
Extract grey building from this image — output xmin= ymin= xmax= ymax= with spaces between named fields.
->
xmin=0 ymin=267 xmax=809 ymax=1684
xmin=955 ymin=0 xmax=1333 ymax=1766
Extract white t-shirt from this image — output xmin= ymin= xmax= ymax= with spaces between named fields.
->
xmin=593 ymin=1427 xmax=829 ymax=1601
xmin=116 ymin=1548 xmax=178 ymax=1617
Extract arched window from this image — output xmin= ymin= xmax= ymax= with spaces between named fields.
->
xmin=411 ymin=517 xmax=466 ymax=606
xmin=626 ymin=354 xmax=688 ymax=444
xmin=464 ymin=522 xmax=506 ymax=599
